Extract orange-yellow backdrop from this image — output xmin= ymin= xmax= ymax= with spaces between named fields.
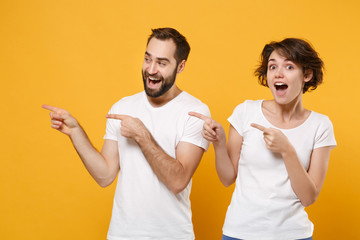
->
xmin=1 ymin=0 xmax=359 ymax=239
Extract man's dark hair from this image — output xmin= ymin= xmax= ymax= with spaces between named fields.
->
xmin=147 ymin=28 xmax=190 ymax=64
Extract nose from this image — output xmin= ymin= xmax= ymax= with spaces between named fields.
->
xmin=147 ymin=62 xmax=158 ymax=75
xmin=275 ymin=67 xmax=284 ymax=78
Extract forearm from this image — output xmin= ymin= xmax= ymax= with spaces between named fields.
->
xmin=282 ymin=147 xmax=318 ymax=207
xmin=136 ymin=133 xmax=187 ymax=194
xmin=69 ymin=127 xmax=116 ymax=187
xmin=214 ymin=142 xmax=237 ymax=187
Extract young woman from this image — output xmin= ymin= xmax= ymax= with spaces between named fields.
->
xmin=190 ymin=38 xmax=336 ymax=240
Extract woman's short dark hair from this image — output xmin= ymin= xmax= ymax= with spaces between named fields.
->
xmin=147 ymin=28 xmax=190 ymax=65
xmin=255 ymin=38 xmax=324 ymax=93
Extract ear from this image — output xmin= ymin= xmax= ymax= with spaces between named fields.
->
xmin=304 ymin=69 xmax=313 ymax=83
xmin=177 ymin=60 xmax=186 ymax=74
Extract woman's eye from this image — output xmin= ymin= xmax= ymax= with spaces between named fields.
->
xmin=286 ymin=65 xmax=294 ymax=70
xmin=269 ymin=65 xmax=276 ymax=70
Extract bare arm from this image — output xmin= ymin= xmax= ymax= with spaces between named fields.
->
xmin=282 ymin=145 xmax=332 ymax=207
xmin=43 ymin=105 xmax=120 ymax=187
xmin=251 ymin=123 xmax=333 ymax=207
xmin=106 ymin=114 xmax=204 ymax=194
xmin=138 ymin=134 xmax=204 ymax=194
xmin=220 ymin=125 xmax=243 ymax=186
xmin=188 ymin=112 xmax=243 ymax=187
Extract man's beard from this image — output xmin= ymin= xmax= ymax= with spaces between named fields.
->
xmin=142 ymin=67 xmax=177 ymax=98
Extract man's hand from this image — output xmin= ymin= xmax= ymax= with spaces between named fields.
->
xmin=106 ymin=114 xmax=149 ymax=142
xmin=251 ymin=123 xmax=291 ymax=154
xmin=42 ymin=105 xmax=80 ymax=136
xmin=107 ymin=113 xmax=205 ymax=194
xmin=188 ymin=112 xmax=226 ymax=145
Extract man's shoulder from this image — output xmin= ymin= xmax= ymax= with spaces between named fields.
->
xmin=178 ymin=91 xmax=208 ymax=109
xmin=113 ymin=91 xmax=144 ymax=105
xmin=171 ymin=91 xmax=210 ymax=118
xmin=108 ymin=91 xmax=144 ymax=112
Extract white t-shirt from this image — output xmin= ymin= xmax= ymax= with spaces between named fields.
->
xmin=223 ymin=100 xmax=336 ymax=240
xmin=104 ymin=91 xmax=210 ymax=240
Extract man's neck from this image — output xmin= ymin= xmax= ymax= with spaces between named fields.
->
xmin=146 ymin=86 xmax=182 ymax=107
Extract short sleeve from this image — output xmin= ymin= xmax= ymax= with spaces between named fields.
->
xmin=228 ymin=102 xmax=247 ymax=136
xmin=181 ymin=105 xmax=211 ymax=151
xmin=314 ymin=116 xmax=337 ymax=149
xmin=104 ymin=104 xmax=120 ymax=141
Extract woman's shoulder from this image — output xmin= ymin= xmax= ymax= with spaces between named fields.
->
xmin=231 ymin=99 xmax=262 ymax=115
xmin=234 ymin=99 xmax=263 ymax=109
xmin=308 ymin=110 xmax=332 ymax=123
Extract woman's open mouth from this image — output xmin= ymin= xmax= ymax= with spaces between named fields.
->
xmin=274 ymin=82 xmax=288 ymax=96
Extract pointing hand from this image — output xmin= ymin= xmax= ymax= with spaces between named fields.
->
xmin=42 ymin=104 xmax=80 ymax=136
xmin=251 ymin=123 xmax=291 ymax=154
xmin=188 ymin=112 xmax=226 ymax=145
xmin=106 ymin=114 xmax=149 ymax=142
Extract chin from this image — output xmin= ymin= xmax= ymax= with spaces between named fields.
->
xmin=275 ymin=96 xmax=300 ymax=106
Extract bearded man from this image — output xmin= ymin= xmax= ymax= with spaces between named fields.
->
xmin=43 ymin=28 xmax=210 ymax=240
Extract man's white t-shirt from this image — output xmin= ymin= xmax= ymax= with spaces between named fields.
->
xmin=104 ymin=91 xmax=210 ymax=240
xmin=223 ymin=100 xmax=336 ymax=240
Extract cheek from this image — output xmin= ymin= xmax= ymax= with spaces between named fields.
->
xmin=266 ymin=71 xmax=271 ymax=79
xmin=163 ymin=67 xmax=176 ymax=78
xmin=266 ymin=71 xmax=274 ymax=81
xmin=266 ymin=75 xmax=274 ymax=87
xmin=291 ymin=78 xmax=306 ymax=93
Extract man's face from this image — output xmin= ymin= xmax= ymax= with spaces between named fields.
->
xmin=142 ymin=38 xmax=179 ymax=98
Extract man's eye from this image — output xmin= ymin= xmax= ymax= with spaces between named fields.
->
xmin=144 ymin=57 xmax=150 ymax=62
xmin=159 ymin=62 xmax=166 ymax=66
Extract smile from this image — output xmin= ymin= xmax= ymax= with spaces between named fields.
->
xmin=275 ymin=82 xmax=288 ymax=91
xmin=147 ymin=75 xmax=162 ymax=89
xmin=149 ymin=76 xmax=161 ymax=83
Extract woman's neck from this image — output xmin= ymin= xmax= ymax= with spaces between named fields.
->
xmin=262 ymin=96 xmax=310 ymax=129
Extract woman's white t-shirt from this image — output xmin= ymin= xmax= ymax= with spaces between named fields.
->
xmin=223 ymin=100 xmax=336 ymax=240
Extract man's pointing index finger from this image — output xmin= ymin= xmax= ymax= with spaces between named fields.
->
xmin=42 ymin=104 xmax=60 ymax=112
xmin=106 ymin=114 xmax=128 ymax=120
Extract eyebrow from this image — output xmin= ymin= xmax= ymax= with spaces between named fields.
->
xmin=145 ymin=52 xmax=171 ymax=63
xmin=268 ymin=58 xmax=293 ymax=63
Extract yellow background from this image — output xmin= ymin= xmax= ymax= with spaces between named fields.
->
xmin=1 ymin=0 xmax=359 ymax=239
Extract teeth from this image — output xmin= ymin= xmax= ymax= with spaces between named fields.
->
xmin=275 ymin=83 xmax=286 ymax=86
xmin=149 ymin=77 xmax=159 ymax=81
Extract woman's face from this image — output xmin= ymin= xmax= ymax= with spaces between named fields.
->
xmin=266 ymin=50 xmax=312 ymax=105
